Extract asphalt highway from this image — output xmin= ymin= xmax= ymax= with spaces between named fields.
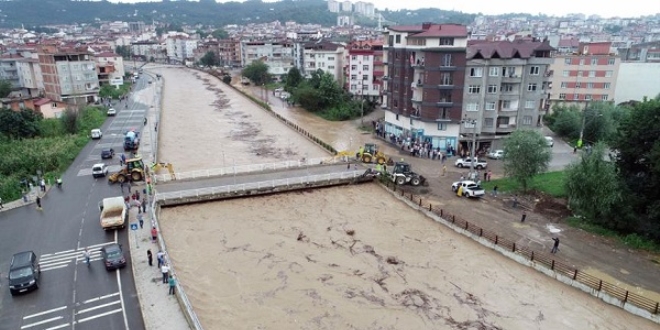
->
xmin=0 ymin=76 xmax=152 ymax=330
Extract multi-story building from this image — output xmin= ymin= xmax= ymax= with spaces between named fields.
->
xmin=618 ymin=41 xmax=660 ymax=63
xmin=382 ymin=23 xmax=468 ymax=152
xmin=16 ymin=56 xmax=44 ymax=98
xmin=218 ymin=38 xmax=241 ymax=67
xmin=327 ymin=0 xmax=340 ymax=13
xmin=461 ymin=40 xmax=554 ymax=151
xmin=354 ymin=1 xmax=375 ymax=18
xmin=0 ymin=54 xmax=21 ymax=88
xmin=346 ymin=39 xmax=384 ymax=102
xmin=340 ymin=0 xmax=353 ymax=12
xmin=302 ymin=41 xmax=344 ymax=83
xmin=241 ymin=41 xmax=295 ymax=79
xmin=93 ymin=52 xmax=125 ymax=86
xmin=615 ymin=41 xmax=660 ymax=102
xmin=165 ymin=34 xmax=198 ymax=64
xmin=131 ymin=41 xmax=166 ymax=62
xmin=37 ymin=45 xmax=100 ymax=105
xmin=548 ymin=42 xmax=620 ymax=108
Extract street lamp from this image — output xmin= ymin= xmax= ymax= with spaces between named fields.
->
xmin=461 ymin=118 xmax=478 ymax=176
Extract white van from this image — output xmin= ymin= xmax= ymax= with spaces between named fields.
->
xmin=544 ymin=136 xmax=554 ymax=147
xmin=91 ymin=129 xmax=102 ymax=139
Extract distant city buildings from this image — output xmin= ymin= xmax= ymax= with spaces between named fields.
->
xmin=327 ymin=0 xmax=376 ymax=18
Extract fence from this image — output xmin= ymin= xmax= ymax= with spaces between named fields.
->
xmin=155 ymin=170 xmax=363 ymax=201
xmin=379 ymin=179 xmax=660 ymax=319
xmin=152 ymin=156 xmax=349 ymax=183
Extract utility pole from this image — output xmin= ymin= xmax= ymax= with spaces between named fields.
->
xmin=578 ymin=100 xmax=590 ymax=148
xmin=360 ymin=78 xmax=364 ymax=126
xmin=461 ymin=119 xmax=478 ymax=175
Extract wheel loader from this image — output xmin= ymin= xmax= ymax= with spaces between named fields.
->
xmin=108 ymin=157 xmax=146 ymax=184
xmin=388 ymin=161 xmax=427 ymax=186
xmin=356 ymin=143 xmax=392 ymax=165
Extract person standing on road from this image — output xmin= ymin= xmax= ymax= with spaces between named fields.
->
xmin=36 ymin=196 xmax=42 ymax=210
xmin=151 ymin=226 xmax=158 ymax=243
xmin=551 ymin=237 xmax=560 ymax=254
xmin=442 ymin=165 xmax=447 ymax=177
xmin=520 ymin=211 xmax=527 ymax=223
xmin=157 ymin=250 xmax=165 ymax=268
xmin=168 ymin=275 xmax=177 ymax=295
xmin=487 ymin=170 xmax=492 ymax=182
xmin=40 ymin=178 xmax=46 ymax=192
xmin=147 ymin=249 xmax=153 ymax=266
xmin=142 ymin=197 xmax=147 ymax=213
xmin=83 ymin=248 xmax=91 ymax=266
xmin=0 ymin=197 xmax=3 ymax=209
xmin=138 ymin=212 xmax=144 ymax=229
xmin=492 ymin=185 xmax=498 ymax=197
xmin=161 ymin=263 xmax=170 ymax=284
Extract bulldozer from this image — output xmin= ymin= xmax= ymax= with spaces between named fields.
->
xmin=356 ymin=143 xmax=392 ymax=165
xmin=388 ymin=161 xmax=427 ymax=186
xmin=108 ymin=156 xmax=146 ymax=184
xmin=151 ymin=162 xmax=175 ymax=181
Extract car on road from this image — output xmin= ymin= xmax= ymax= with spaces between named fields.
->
xmin=454 ymin=157 xmax=488 ymax=169
xmin=487 ymin=150 xmax=505 ymax=160
xmin=545 ymin=136 xmax=554 ymax=147
xmin=107 ymin=108 xmax=117 ymax=116
xmin=451 ymin=180 xmax=485 ymax=198
xmin=101 ymin=244 xmax=127 ymax=271
xmin=8 ymin=251 xmax=40 ymax=295
xmin=101 ymin=148 xmax=115 ymax=159
xmin=92 ymin=163 xmax=109 ymax=178
xmin=90 ymin=128 xmax=102 ymax=140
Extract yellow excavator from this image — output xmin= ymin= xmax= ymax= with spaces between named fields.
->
xmin=356 ymin=143 xmax=391 ymax=165
xmin=151 ymin=162 xmax=175 ymax=181
xmin=108 ymin=157 xmax=146 ymax=184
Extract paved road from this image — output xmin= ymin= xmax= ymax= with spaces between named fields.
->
xmin=0 ymin=79 xmax=151 ymax=330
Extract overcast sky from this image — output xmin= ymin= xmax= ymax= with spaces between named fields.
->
xmin=108 ymin=0 xmax=655 ymax=18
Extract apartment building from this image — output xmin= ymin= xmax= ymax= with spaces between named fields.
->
xmin=382 ymin=23 xmax=468 ymax=152
xmin=302 ymin=41 xmax=344 ymax=83
xmin=241 ymin=41 xmax=295 ymax=79
xmin=165 ymin=35 xmax=198 ymax=64
xmin=94 ymin=52 xmax=125 ymax=86
xmin=37 ymin=45 xmax=100 ymax=104
xmin=346 ymin=39 xmax=384 ymax=102
xmin=0 ymin=55 xmax=21 ymax=88
xmin=16 ymin=56 xmax=44 ymax=98
xmin=548 ymin=42 xmax=620 ymax=108
xmin=462 ymin=40 xmax=554 ymax=150
xmin=131 ymin=41 xmax=166 ymax=62
xmin=615 ymin=41 xmax=660 ymax=102
xmin=327 ymin=0 xmax=340 ymax=13
xmin=353 ymin=1 xmax=376 ymax=18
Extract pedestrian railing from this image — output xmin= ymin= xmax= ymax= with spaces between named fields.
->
xmin=155 ymin=170 xmax=363 ymax=201
xmin=152 ymin=156 xmax=349 ymax=183
xmin=379 ymin=179 xmax=660 ymax=320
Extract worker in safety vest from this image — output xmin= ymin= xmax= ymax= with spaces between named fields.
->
xmin=457 ymin=185 xmax=463 ymax=197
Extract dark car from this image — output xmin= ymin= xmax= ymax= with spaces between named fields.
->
xmin=8 ymin=251 xmax=40 ymax=295
xmin=101 ymin=148 xmax=115 ymax=159
xmin=101 ymin=244 xmax=126 ymax=271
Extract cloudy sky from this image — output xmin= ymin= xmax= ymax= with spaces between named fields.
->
xmin=107 ymin=0 xmax=654 ymax=18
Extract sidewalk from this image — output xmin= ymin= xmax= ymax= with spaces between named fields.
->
xmin=126 ymin=75 xmax=191 ymax=330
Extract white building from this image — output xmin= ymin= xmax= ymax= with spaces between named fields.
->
xmin=165 ymin=33 xmax=198 ymax=63
xmin=353 ymin=1 xmax=375 ymax=18
xmin=131 ymin=41 xmax=165 ymax=61
xmin=614 ymin=62 xmax=660 ymax=102
xmin=301 ymin=41 xmax=344 ymax=84
xmin=341 ymin=0 xmax=352 ymax=12
xmin=337 ymin=16 xmax=353 ymax=27
xmin=241 ymin=41 xmax=295 ymax=79
xmin=16 ymin=57 xmax=44 ymax=97
xmin=327 ymin=0 xmax=340 ymax=13
xmin=93 ymin=52 xmax=126 ymax=85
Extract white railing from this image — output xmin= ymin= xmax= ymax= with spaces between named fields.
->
xmin=152 ymin=156 xmax=350 ymax=183
xmin=155 ymin=170 xmax=364 ymax=201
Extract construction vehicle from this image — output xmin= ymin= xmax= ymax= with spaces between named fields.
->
xmin=123 ymin=130 xmax=140 ymax=151
xmin=108 ymin=156 xmax=146 ymax=184
xmin=388 ymin=161 xmax=427 ymax=186
xmin=99 ymin=196 xmax=127 ymax=230
xmin=356 ymin=143 xmax=391 ymax=165
xmin=151 ymin=162 xmax=176 ymax=181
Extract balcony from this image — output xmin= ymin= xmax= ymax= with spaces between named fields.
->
xmin=496 ymin=124 xmax=516 ymax=132
xmin=498 ymin=107 xmax=518 ymax=112
xmin=411 ymin=96 xmax=423 ymax=104
xmin=436 ymin=99 xmax=453 ymax=107
xmin=411 ymin=59 xmax=425 ymax=69
xmin=499 ymin=93 xmax=519 ymax=100
xmin=501 ymin=75 xmax=522 ymax=82
xmin=437 ymin=83 xmax=454 ymax=90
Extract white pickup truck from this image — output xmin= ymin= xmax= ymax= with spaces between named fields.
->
xmin=454 ymin=157 xmax=488 ymax=169
xmin=99 ymin=197 xmax=127 ymax=230
xmin=452 ymin=180 xmax=486 ymax=198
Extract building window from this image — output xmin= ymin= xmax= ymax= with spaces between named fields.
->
xmin=585 ymin=94 xmax=592 ymax=100
xmin=362 ymin=75 xmax=368 ymax=81
xmin=527 ymin=83 xmax=538 ymax=92
xmin=485 ymin=101 xmax=496 ymax=110
xmin=575 ymin=82 xmax=581 ymax=88
xmin=579 ymin=59 xmax=585 ymax=65
xmin=529 ymin=66 xmax=540 ymax=75
xmin=351 ymin=74 xmax=357 ymax=80
xmin=559 ymin=93 xmax=566 ymax=100
xmin=562 ymin=70 xmax=569 ymax=77
xmin=605 ymin=70 xmax=613 ymax=77
xmin=363 ymin=55 xmax=370 ymax=60
xmin=522 ymin=116 xmax=533 ymax=125
xmin=589 ymin=70 xmax=596 ymax=77
xmin=484 ymin=118 xmax=494 ymax=128
xmin=560 ymin=82 xmax=568 ymax=88
xmin=351 ymin=65 xmax=357 ymax=70
xmin=502 ymin=100 xmax=512 ymax=109
xmin=351 ymin=55 xmax=357 ymax=60
xmin=591 ymin=58 xmax=598 ymax=65
xmin=501 ymin=84 xmax=514 ymax=92
xmin=487 ymin=85 xmax=497 ymax=93
xmin=393 ymin=100 xmax=398 ymax=108
xmin=466 ymin=102 xmax=479 ymax=111
xmin=578 ymin=71 xmax=584 ymax=77
xmin=468 ymin=85 xmax=481 ymax=94
xmin=602 ymin=95 xmax=609 ymax=101
xmin=488 ymin=67 xmax=499 ymax=77
xmin=587 ymin=82 xmax=594 ymax=89
xmin=437 ymin=123 xmax=447 ymax=131
xmin=574 ymin=93 xmax=580 ymax=100
xmin=442 ymin=54 xmax=452 ymax=67
xmin=608 ymin=58 xmax=615 ymax=65
xmin=395 ymin=35 xmax=401 ymax=43
xmin=440 ymin=72 xmax=453 ymax=85
xmin=525 ymin=100 xmax=535 ymax=109
xmin=350 ymin=84 xmax=356 ymax=90
xmin=439 ymin=38 xmax=454 ymax=46
xmin=564 ymin=58 xmax=571 ymax=65
xmin=604 ymin=82 xmax=611 ymax=89
xmin=362 ymin=84 xmax=368 ymax=90
xmin=362 ymin=65 xmax=369 ymax=70
xmin=469 ymin=67 xmax=483 ymax=77
xmin=328 ymin=66 xmax=335 ymax=69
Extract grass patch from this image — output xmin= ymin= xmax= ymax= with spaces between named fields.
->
xmin=566 ymin=217 xmax=660 ymax=253
xmin=265 ymin=82 xmax=284 ymax=90
xmin=481 ymin=171 xmax=566 ymax=198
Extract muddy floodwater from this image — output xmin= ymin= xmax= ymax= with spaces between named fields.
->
xmin=153 ymin=67 xmax=656 ymax=329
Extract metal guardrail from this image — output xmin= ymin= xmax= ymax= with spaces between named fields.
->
xmin=152 ymin=156 xmax=349 ymax=183
xmin=155 ymin=170 xmax=363 ymax=201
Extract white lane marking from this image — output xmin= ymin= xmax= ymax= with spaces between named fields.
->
xmin=115 ymin=230 xmax=130 ymax=330
xmin=85 ymin=241 xmax=116 ymax=250
xmin=20 ymin=316 xmax=63 ymax=329
xmin=44 ymin=323 xmax=70 ymax=330
xmin=75 ymin=309 xmax=122 ymax=324
xmin=23 ymin=306 xmax=68 ymax=319
xmin=76 ymin=300 xmax=121 ymax=315
xmin=40 ymin=264 xmax=70 ymax=272
xmin=41 ymin=249 xmax=76 ymax=258
xmin=82 ymin=292 xmax=120 ymax=304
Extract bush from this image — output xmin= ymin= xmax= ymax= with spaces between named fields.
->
xmin=222 ymin=75 xmax=231 ymax=84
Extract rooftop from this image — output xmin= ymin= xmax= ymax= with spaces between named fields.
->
xmin=466 ymin=40 xmax=554 ymax=60
xmin=388 ymin=23 xmax=468 ymax=38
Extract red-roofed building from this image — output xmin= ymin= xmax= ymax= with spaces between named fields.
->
xmin=33 ymin=98 xmax=67 ymax=118
xmin=346 ymin=39 xmax=384 ymax=101
xmin=382 ymin=23 xmax=469 ymax=152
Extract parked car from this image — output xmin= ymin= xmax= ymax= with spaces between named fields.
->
xmin=107 ymin=108 xmax=117 ymax=116
xmin=92 ymin=163 xmax=109 ymax=178
xmin=451 ymin=180 xmax=485 ymax=198
xmin=544 ymin=136 xmax=554 ymax=147
xmin=487 ymin=150 xmax=505 ymax=160
xmin=101 ymin=244 xmax=126 ymax=271
xmin=101 ymin=148 xmax=115 ymax=159
xmin=454 ymin=158 xmax=488 ymax=169
xmin=8 ymin=251 xmax=40 ymax=295
xmin=90 ymin=128 xmax=102 ymax=140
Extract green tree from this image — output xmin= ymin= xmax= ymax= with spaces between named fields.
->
xmin=242 ymin=61 xmax=270 ymax=86
xmin=0 ymin=107 xmax=43 ymax=139
xmin=612 ymin=98 xmax=660 ymax=239
xmin=60 ymin=108 xmax=79 ymax=134
xmin=546 ymin=105 xmax=581 ymax=139
xmin=285 ymin=67 xmax=302 ymax=90
xmin=199 ymin=51 xmax=219 ymax=68
xmin=565 ymin=143 xmax=623 ymax=226
xmin=0 ymin=79 xmax=12 ymax=98
xmin=211 ymin=29 xmax=228 ymax=39
xmin=582 ymin=102 xmax=628 ymax=145
xmin=502 ymin=130 xmax=552 ymax=192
